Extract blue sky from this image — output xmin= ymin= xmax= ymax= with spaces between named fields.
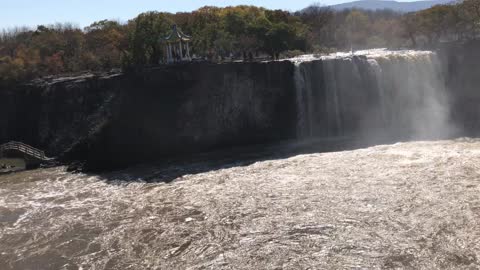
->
xmin=2 ymin=0 xmax=421 ymax=29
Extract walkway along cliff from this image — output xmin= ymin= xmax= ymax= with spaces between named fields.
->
xmin=0 ymin=141 xmax=52 ymax=169
xmin=0 ymin=41 xmax=479 ymax=171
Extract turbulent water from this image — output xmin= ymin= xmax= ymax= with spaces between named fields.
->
xmin=293 ymin=49 xmax=455 ymax=141
xmin=1 ymin=139 xmax=480 ymax=269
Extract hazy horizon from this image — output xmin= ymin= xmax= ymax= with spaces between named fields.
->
xmin=2 ymin=0 xmax=433 ymax=29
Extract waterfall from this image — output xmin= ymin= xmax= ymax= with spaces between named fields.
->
xmin=294 ymin=62 xmax=309 ymax=138
xmin=323 ymin=60 xmax=343 ymax=137
xmin=293 ymin=49 xmax=454 ymax=142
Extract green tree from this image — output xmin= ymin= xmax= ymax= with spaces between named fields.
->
xmin=343 ymin=10 xmax=371 ymax=49
xmin=459 ymin=0 xmax=480 ymax=39
xmin=264 ymin=22 xmax=296 ymax=56
xmin=127 ymin=12 xmax=173 ymax=67
xmin=85 ymin=20 xmax=127 ymax=69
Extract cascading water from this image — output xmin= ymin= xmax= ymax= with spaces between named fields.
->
xmin=292 ymin=49 xmax=455 ymax=143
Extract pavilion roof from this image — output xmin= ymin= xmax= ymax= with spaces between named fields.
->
xmin=163 ymin=25 xmax=191 ymax=42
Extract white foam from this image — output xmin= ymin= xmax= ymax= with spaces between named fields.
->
xmin=289 ymin=48 xmax=435 ymax=64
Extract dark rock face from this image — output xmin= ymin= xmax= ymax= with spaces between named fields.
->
xmin=439 ymin=40 xmax=480 ymax=137
xmin=0 ymin=74 xmax=123 ymax=157
xmin=70 ymin=62 xmax=297 ymax=170
xmin=0 ymin=62 xmax=296 ymax=170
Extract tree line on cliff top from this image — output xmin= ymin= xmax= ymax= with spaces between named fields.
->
xmin=0 ymin=0 xmax=479 ymax=84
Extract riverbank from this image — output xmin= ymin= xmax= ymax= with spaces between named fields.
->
xmin=0 ymin=158 xmax=26 ymax=174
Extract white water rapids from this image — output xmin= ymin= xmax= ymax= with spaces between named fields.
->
xmin=1 ymin=139 xmax=480 ymax=269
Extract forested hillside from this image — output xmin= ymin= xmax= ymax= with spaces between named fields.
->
xmin=330 ymin=0 xmax=453 ymax=13
xmin=0 ymin=0 xmax=478 ymax=84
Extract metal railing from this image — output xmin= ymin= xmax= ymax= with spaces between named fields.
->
xmin=0 ymin=141 xmax=47 ymax=160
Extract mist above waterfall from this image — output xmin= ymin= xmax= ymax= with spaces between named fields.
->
xmin=293 ymin=49 xmax=457 ymax=144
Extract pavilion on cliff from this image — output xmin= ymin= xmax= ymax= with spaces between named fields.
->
xmin=162 ymin=25 xmax=192 ymax=64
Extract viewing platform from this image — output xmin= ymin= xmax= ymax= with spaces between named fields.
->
xmin=0 ymin=141 xmax=52 ymax=171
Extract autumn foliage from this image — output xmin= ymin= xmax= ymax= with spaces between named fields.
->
xmin=0 ymin=1 xmax=478 ymax=84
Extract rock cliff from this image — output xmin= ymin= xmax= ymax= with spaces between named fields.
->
xmin=0 ymin=42 xmax=479 ymax=171
xmin=0 ymin=62 xmax=296 ymax=170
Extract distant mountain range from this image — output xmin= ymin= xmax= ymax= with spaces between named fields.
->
xmin=330 ymin=0 xmax=455 ymax=12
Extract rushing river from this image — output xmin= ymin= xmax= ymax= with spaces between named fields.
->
xmin=1 ymin=138 xmax=480 ymax=269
